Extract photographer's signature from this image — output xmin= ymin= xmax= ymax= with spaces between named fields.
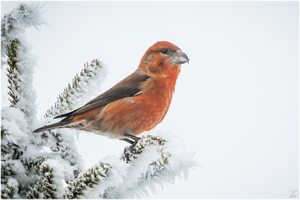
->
xmin=289 ymin=190 xmax=298 ymax=198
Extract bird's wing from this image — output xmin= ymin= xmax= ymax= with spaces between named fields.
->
xmin=54 ymin=71 xmax=150 ymax=119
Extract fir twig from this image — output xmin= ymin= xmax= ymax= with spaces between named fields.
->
xmin=122 ymin=135 xmax=168 ymax=163
xmin=6 ymin=39 xmax=21 ymax=107
xmin=64 ymin=162 xmax=112 ymax=199
xmin=105 ymin=135 xmax=171 ymax=198
xmin=26 ymin=162 xmax=57 ymax=199
xmin=44 ymin=59 xmax=104 ymax=119
xmin=1 ymin=178 xmax=19 ymax=199
xmin=1 ymin=3 xmax=44 ymax=59
xmin=40 ymin=59 xmax=105 ymax=180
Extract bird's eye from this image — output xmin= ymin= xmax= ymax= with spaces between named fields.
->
xmin=161 ymin=48 xmax=170 ymax=54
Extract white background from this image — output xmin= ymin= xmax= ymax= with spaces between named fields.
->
xmin=2 ymin=1 xmax=299 ymax=198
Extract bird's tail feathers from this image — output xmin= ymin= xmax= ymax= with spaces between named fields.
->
xmin=33 ymin=120 xmax=71 ymax=133
xmin=54 ymin=109 xmax=79 ymax=119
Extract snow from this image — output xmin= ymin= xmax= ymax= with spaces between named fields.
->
xmin=1 ymin=4 xmax=86 ymax=198
xmin=5 ymin=178 xmax=19 ymax=198
xmin=1 ymin=3 xmax=44 ymax=125
xmin=117 ymin=134 xmax=197 ymax=198
xmin=82 ymin=158 xmax=127 ymax=199
xmin=1 ymin=3 xmax=44 ymax=61
xmin=43 ymin=159 xmax=74 ymax=198
xmin=1 ymin=107 xmax=30 ymax=146
xmin=1 ymin=3 xmax=196 ymax=199
xmin=83 ymin=134 xmax=197 ymax=198
xmin=12 ymin=41 xmax=37 ymax=125
xmin=44 ymin=59 xmax=107 ymax=119
xmin=7 ymin=178 xmax=18 ymax=189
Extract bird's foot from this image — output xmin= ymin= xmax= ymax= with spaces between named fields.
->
xmin=120 ymin=133 xmax=141 ymax=147
xmin=124 ymin=133 xmax=141 ymax=142
xmin=120 ymin=138 xmax=135 ymax=145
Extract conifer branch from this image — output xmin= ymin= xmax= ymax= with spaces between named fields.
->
xmin=44 ymin=59 xmax=105 ymax=119
xmin=1 ymin=3 xmax=44 ymax=60
xmin=103 ymin=135 xmax=171 ymax=198
xmin=1 ymin=160 xmax=25 ymax=199
xmin=1 ymin=178 xmax=19 ymax=199
xmin=64 ymin=162 xmax=112 ymax=199
xmin=6 ymin=39 xmax=21 ymax=107
xmin=41 ymin=59 xmax=106 ymax=180
xmin=1 ymin=3 xmax=194 ymax=199
xmin=26 ymin=163 xmax=57 ymax=199
xmin=23 ymin=158 xmax=67 ymax=199
xmin=122 ymin=135 xmax=168 ymax=163
xmin=4 ymin=35 xmax=36 ymax=124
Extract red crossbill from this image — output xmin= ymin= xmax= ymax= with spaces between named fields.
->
xmin=33 ymin=41 xmax=189 ymax=144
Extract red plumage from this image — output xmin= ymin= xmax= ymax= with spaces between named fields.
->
xmin=33 ymin=41 xmax=189 ymax=143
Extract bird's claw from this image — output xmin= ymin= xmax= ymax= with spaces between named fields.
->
xmin=120 ymin=133 xmax=141 ymax=148
xmin=124 ymin=133 xmax=140 ymax=141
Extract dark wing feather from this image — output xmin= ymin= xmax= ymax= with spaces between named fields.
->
xmin=54 ymin=71 xmax=149 ymax=119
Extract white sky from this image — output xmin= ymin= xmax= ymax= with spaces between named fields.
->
xmin=1 ymin=1 xmax=299 ymax=198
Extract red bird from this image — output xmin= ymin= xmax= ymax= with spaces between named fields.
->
xmin=33 ymin=41 xmax=189 ymax=144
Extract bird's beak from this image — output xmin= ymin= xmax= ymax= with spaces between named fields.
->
xmin=172 ymin=50 xmax=190 ymax=65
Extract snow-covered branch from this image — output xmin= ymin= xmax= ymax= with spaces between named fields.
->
xmin=39 ymin=59 xmax=107 ymax=176
xmin=44 ymin=59 xmax=107 ymax=119
xmin=1 ymin=3 xmax=195 ymax=199
xmin=65 ymin=135 xmax=196 ymax=199
xmin=65 ymin=162 xmax=112 ymax=199
xmin=4 ymin=23 xmax=37 ymax=125
xmin=37 ymin=59 xmax=107 ymax=179
xmin=1 ymin=3 xmax=44 ymax=60
xmin=114 ymin=135 xmax=195 ymax=198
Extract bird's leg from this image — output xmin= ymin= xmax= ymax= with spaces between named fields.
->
xmin=120 ymin=138 xmax=135 ymax=144
xmin=124 ymin=133 xmax=141 ymax=142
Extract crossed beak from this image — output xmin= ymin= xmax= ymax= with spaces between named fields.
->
xmin=172 ymin=50 xmax=190 ymax=65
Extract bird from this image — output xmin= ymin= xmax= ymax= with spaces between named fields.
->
xmin=33 ymin=41 xmax=189 ymax=144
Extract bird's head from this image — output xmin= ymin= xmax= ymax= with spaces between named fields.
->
xmin=139 ymin=41 xmax=189 ymax=78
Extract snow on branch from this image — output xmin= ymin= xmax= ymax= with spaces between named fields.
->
xmin=1 ymin=3 xmax=44 ymax=125
xmin=1 ymin=3 xmax=44 ymax=60
xmin=37 ymin=59 xmax=107 ymax=178
xmin=36 ymin=59 xmax=107 ymax=180
xmin=115 ymin=135 xmax=195 ymax=198
xmin=1 ymin=3 xmax=79 ymax=199
xmin=1 ymin=3 xmax=195 ymax=199
xmin=65 ymin=135 xmax=196 ymax=199
xmin=1 ymin=5 xmax=42 ymax=191
xmin=1 ymin=178 xmax=19 ymax=199
xmin=4 ymin=36 xmax=37 ymax=125
xmin=44 ymin=59 xmax=107 ymax=119
xmin=25 ymin=159 xmax=67 ymax=199
xmin=64 ymin=162 xmax=112 ymax=199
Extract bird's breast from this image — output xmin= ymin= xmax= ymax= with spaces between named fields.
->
xmin=86 ymin=77 xmax=176 ymax=138
xmin=128 ymin=78 xmax=175 ymax=134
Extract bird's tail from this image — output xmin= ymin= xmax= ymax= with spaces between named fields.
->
xmin=33 ymin=119 xmax=71 ymax=133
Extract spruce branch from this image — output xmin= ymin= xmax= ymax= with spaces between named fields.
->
xmin=1 ymin=126 xmax=22 ymax=161
xmin=122 ymin=135 xmax=168 ymax=163
xmin=1 ymin=178 xmax=19 ymax=199
xmin=20 ymin=156 xmax=45 ymax=174
xmin=26 ymin=163 xmax=57 ymax=199
xmin=1 ymin=3 xmax=194 ymax=199
xmin=64 ymin=162 xmax=112 ymax=199
xmin=1 ymin=162 xmax=17 ymax=179
xmin=6 ymin=38 xmax=21 ymax=107
xmin=4 ymin=37 xmax=37 ymax=124
xmin=40 ymin=59 xmax=106 ymax=179
xmin=103 ymin=135 xmax=171 ymax=198
xmin=1 ymin=160 xmax=27 ymax=199
xmin=1 ymin=3 xmax=44 ymax=60
xmin=63 ymin=135 xmax=193 ymax=199
xmin=44 ymin=59 xmax=105 ymax=119
xmin=122 ymin=135 xmax=171 ymax=182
